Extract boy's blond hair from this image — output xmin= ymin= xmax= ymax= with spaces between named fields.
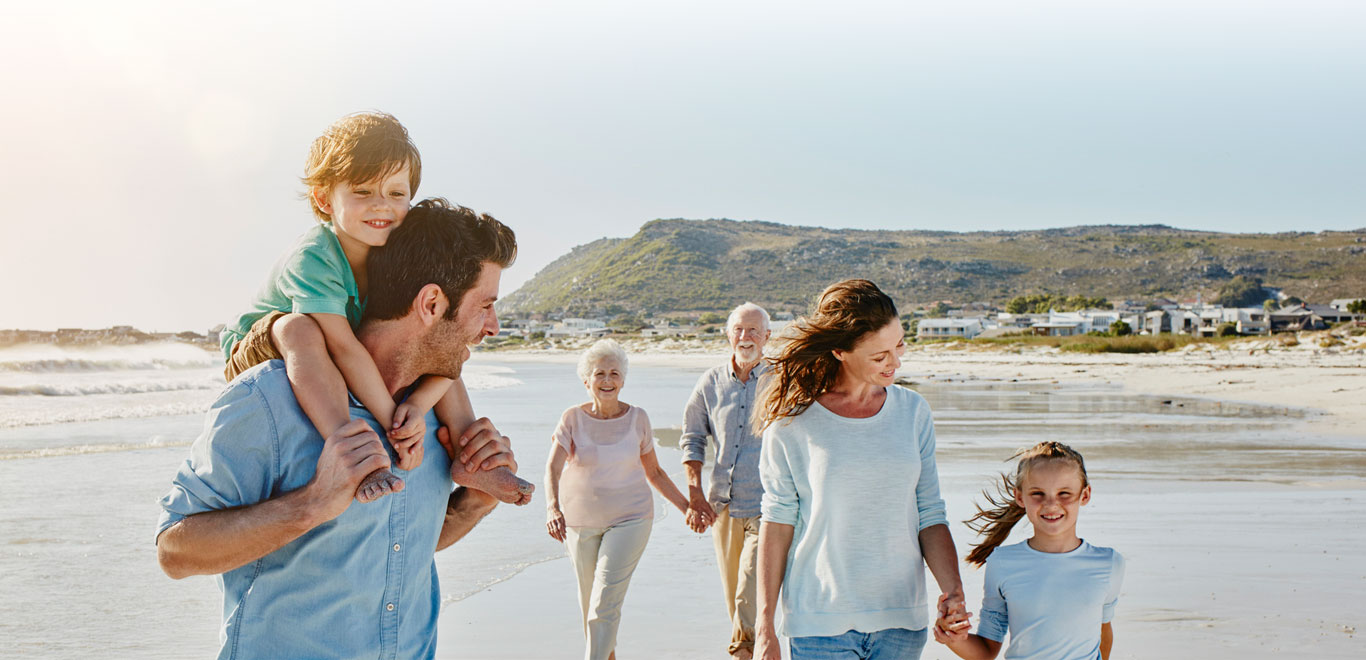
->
xmin=302 ymin=111 xmax=422 ymax=222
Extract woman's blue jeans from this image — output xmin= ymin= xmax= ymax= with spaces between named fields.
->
xmin=789 ymin=627 xmax=928 ymax=660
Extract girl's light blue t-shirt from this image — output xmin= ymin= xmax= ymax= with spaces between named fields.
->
xmin=978 ymin=540 xmax=1125 ymax=660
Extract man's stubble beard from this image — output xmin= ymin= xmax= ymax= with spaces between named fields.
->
xmin=417 ymin=313 xmax=472 ymax=381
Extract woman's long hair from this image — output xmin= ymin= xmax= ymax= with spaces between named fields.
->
xmin=964 ymin=441 xmax=1090 ymax=566
xmin=754 ymin=279 xmax=898 ymax=431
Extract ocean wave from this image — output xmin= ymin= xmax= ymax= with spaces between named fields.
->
xmin=439 ymin=554 xmax=565 ymax=604
xmin=0 ymin=378 xmax=223 ymax=397
xmin=0 ymin=436 xmax=192 ymax=460
xmin=0 ymin=401 xmax=213 ymax=429
xmin=0 ymin=343 xmax=219 ymax=373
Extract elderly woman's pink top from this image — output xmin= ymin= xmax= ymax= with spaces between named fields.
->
xmin=553 ymin=404 xmax=656 ymax=528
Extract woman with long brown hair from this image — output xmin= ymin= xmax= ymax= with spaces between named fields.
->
xmin=753 ymin=279 xmax=965 ymax=660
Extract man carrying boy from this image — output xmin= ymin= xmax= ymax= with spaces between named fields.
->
xmin=220 ymin=111 xmax=531 ymax=504
xmin=680 ymin=302 xmax=773 ymax=660
xmin=157 ymin=199 xmax=519 ymax=658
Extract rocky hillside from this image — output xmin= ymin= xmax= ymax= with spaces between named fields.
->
xmin=500 ymin=220 xmax=1366 ymax=316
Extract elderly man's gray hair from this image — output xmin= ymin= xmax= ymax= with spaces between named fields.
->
xmin=577 ymin=338 xmax=629 ymax=381
xmin=725 ymin=302 xmax=771 ymax=335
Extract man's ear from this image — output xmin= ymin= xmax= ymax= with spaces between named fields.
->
xmin=413 ymin=283 xmax=449 ymax=326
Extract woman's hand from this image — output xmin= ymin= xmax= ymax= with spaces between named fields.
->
xmin=755 ymin=625 xmax=782 ymax=660
xmin=546 ymin=507 xmax=567 ymax=542
xmin=684 ymin=490 xmax=715 ymax=533
xmin=934 ymin=592 xmax=972 ymax=645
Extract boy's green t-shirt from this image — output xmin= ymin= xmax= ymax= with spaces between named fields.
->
xmin=220 ymin=223 xmax=364 ymax=360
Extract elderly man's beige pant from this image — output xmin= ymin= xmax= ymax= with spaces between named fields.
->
xmin=565 ymin=517 xmax=653 ymax=660
xmin=713 ymin=505 xmax=761 ymax=655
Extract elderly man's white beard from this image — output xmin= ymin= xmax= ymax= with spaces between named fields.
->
xmin=733 ymin=345 xmax=763 ymax=365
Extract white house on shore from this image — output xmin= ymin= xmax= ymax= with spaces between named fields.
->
xmin=545 ymin=318 xmax=610 ymax=338
xmin=917 ymin=318 xmax=984 ymax=340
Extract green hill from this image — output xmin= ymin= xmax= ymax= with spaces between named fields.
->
xmin=500 ymin=219 xmax=1366 ymax=316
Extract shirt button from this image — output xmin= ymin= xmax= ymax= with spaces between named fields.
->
xmin=386 ymin=603 xmax=395 ymax=612
xmin=393 ymin=543 xmax=401 ymax=552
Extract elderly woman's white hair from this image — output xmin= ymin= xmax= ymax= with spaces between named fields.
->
xmin=577 ymin=338 xmax=629 ymax=381
xmin=725 ymin=301 xmax=771 ymax=334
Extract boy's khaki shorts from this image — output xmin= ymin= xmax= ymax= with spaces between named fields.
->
xmin=223 ymin=310 xmax=288 ymax=381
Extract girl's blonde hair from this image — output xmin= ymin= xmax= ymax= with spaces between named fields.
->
xmin=754 ymin=279 xmax=898 ymax=431
xmin=964 ymin=441 xmax=1089 ymax=567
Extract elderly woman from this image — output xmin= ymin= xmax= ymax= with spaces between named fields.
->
xmin=545 ymin=339 xmax=690 ymax=660
xmin=753 ymin=279 xmax=965 ymax=660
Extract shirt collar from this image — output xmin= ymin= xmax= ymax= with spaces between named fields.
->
xmin=728 ymin=356 xmax=769 ymax=382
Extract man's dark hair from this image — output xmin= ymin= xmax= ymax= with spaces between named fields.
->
xmin=365 ymin=197 xmax=517 ymax=321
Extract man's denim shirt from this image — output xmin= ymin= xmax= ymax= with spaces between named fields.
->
xmin=156 ymin=361 xmax=454 ymax=660
xmin=680 ymin=359 xmax=769 ymax=518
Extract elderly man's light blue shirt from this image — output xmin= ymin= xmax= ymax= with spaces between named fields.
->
xmin=680 ymin=360 xmax=769 ymax=518
xmin=156 ymin=361 xmax=454 ymax=660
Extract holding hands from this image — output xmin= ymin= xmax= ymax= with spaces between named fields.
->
xmin=933 ymin=591 xmax=974 ymax=645
xmin=684 ymin=487 xmax=715 ymax=533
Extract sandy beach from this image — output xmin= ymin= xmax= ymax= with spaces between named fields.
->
xmin=3 ymin=338 xmax=1360 ymax=659
xmin=444 ymin=336 xmax=1365 ymax=659
xmin=486 ymin=330 xmax=1366 ymax=437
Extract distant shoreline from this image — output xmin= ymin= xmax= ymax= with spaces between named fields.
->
xmin=0 ymin=327 xmax=218 ymax=351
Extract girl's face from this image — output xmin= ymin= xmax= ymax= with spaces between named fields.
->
xmin=583 ymin=358 xmax=625 ymax=403
xmin=1015 ymin=460 xmax=1091 ymax=540
xmin=833 ymin=320 xmax=905 ymax=387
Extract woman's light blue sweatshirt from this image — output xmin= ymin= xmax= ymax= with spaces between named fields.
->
xmin=760 ymin=385 xmax=948 ymax=638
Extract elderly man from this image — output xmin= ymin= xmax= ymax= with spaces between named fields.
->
xmin=681 ymin=301 xmax=773 ymax=660
xmin=156 ymin=199 xmax=520 ymax=659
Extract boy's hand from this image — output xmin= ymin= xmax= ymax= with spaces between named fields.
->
xmin=389 ymin=402 xmax=426 ymax=471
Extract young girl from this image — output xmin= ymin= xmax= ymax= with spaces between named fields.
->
xmin=934 ymin=441 xmax=1125 ymax=660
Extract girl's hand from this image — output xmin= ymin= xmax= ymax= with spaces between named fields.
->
xmin=934 ymin=593 xmax=973 ymax=644
xmin=546 ymin=507 xmax=567 ymax=542
xmin=755 ymin=625 xmax=782 ymax=660
xmin=388 ymin=403 xmax=427 ymax=470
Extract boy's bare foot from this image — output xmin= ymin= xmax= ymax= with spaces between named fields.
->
xmin=355 ymin=468 xmax=405 ymax=503
xmin=450 ymin=463 xmax=534 ymax=505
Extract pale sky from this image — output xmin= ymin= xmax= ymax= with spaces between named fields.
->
xmin=1 ymin=0 xmax=1362 ymax=331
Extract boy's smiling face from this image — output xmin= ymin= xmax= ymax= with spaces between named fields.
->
xmin=313 ymin=163 xmax=413 ymax=250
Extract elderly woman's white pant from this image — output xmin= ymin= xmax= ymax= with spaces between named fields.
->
xmin=564 ymin=517 xmax=653 ymax=660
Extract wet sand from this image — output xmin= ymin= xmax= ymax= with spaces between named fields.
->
xmin=441 ymin=349 xmax=1365 ymax=659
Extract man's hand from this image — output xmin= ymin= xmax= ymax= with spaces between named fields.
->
xmin=684 ymin=489 xmax=715 ymax=533
xmin=305 ymin=419 xmax=391 ymax=523
xmin=451 ymin=417 xmax=519 ymax=474
xmin=388 ymin=402 xmax=426 ymax=470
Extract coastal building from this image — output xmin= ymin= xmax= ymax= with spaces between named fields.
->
xmin=545 ymin=318 xmax=610 ymax=338
xmin=1030 ymin=321 xmax=1083 ymax=337
xmin=1330 ymin=298 xmax=1364 ymax=312
xmin=641 ymin=324 xmax=697 ymax=338
xmin=1270 ymin=304 xmax=1355 ymax=332
xmin=917 ymin=318 xmax=983 ymax=340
